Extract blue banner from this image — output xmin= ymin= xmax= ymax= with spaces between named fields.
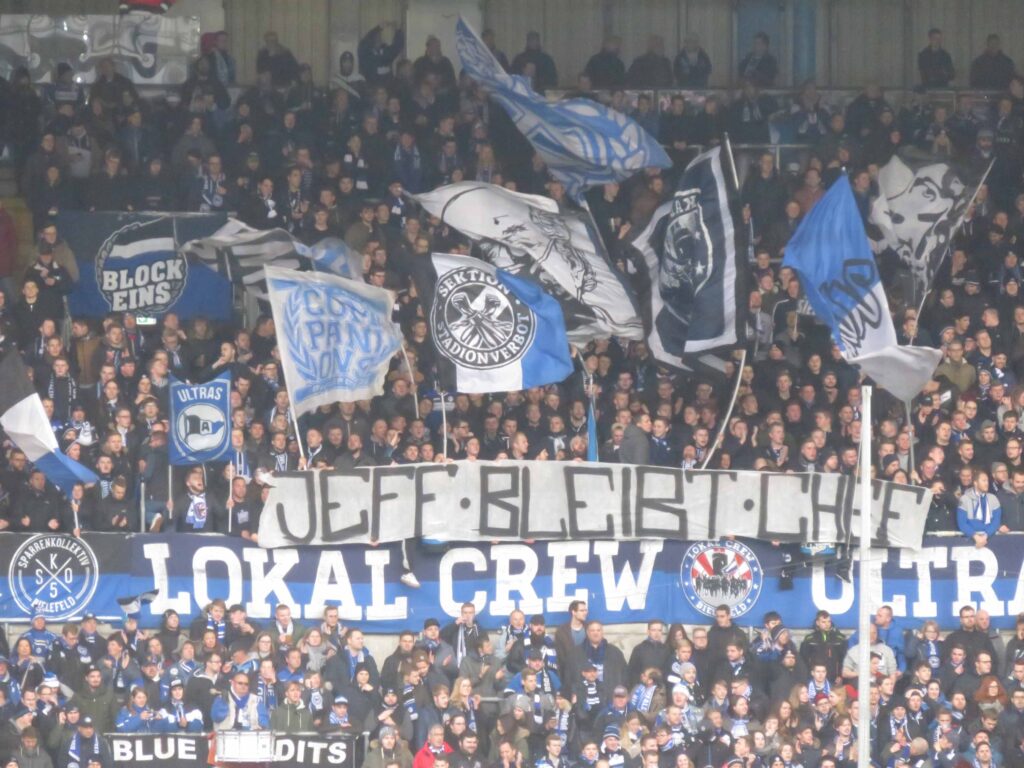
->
xmin=61 ymin=211 xmax=232 ymax=320
xmin=169 ymin=372 xmax=231 ymax=465
xmin=1 ymin=533 xmax=1022 ymax=632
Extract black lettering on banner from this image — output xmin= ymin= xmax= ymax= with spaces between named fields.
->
xmin=810 ymin=474 xmax=848 ymax=542
xmin=479 ymin=465 xmax=521 ymax=536
xmin=621 ymin=467 xmax=632 ymax=537
xmin=689 ymin=471 xmax=727 ymax=538
xmin=415 ymin=464 xmax=457 ymax=538
xmin=757 ymin=473 xmax=810 ymax=540
xmin=875 ymin=481 xmax=924 ymax=546
xmin=522 ymin=466 xmax=566 ymax=538
xmin=373 ymin=466 xmax=417 ymax=538
xmin=320 ymin=468 xmax=371 ymax=542
xmin=564 ymin=466 xmax=615 ymax=538
xmin=634 ymin=466 xmax=687 ymax=538
xmin=275 ymin=472 xmax=318 ymax=545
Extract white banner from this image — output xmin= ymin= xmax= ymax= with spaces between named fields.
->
xmin=257 ymin=461 xmax=931 ymax=550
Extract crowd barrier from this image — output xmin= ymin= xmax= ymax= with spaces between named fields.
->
xmin=2 ymin=531 xmax=1023 ymax=631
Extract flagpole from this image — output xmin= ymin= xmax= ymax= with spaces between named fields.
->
xmin=400 ymin=346 xmax=420 ymax=419
xmin=915 ymin=156 xmax=995 ymax=317
xmin=857 ymin=384 xmax=873 ymax=768
xmin=139 ymin=481 xmax=145 ymax=533
xmin=290 ymin=406 xmax=306 ymax=464
xmin=700 ymin=348 xmax=747 ymax=470
xmin=722 ymin=132 xmax=741 ymax=193
xmin=905 ymin=399 xmax=916 ymax=480
xmin=166 ymin=464 xmax=173 ymax=522
xmin=440 ymin=390 xmax=449 ymax=460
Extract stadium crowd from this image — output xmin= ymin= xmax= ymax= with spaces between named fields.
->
xmin=0 ymin=14 xmax=1022 ymax=768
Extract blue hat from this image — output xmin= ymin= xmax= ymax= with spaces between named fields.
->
xmin=603 ymin=725 xmax=620 ymax=739
xmin=334 ymin=694 xmax=348 ymax=705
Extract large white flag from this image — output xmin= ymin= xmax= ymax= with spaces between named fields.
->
xmin=415 ymin=182 xmax=642 ymax=342
xmin=264 ymin=266 xmax=404 ymax=413
xmin=869 ymin=152 xmax=969 ymax=305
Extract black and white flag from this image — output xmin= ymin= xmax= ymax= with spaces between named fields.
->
xmin=179 ymin=219 xmax=307 ymax=301
xmin=631 ymin=147 xmax=746 ymax=370
xmin=415 ymin=182 xmax=643 ymax=343
xmin=869 ymin=150 xmax=971 ymax=305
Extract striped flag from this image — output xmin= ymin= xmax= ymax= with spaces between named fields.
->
xmin=179 ymin=219 xmax=308 ymax=301
xmin=0 ymin=349 xmax=98 ymax=496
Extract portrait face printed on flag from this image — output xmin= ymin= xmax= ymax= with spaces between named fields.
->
xmin=884 ymin=163 xmax=966 ymax=292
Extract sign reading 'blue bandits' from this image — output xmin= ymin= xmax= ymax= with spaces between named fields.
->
xmin=265 ymin=266 xmax=405 ymax=413
xmin=454 ymin=17 xmax=670 ymax=201
xmin=414 ymin=253 xmax=573 ymax=393
xmin=169 ymin=372 xmax=231 ymax=466
xmin=60 ymin=211 xmax=231 ymax=320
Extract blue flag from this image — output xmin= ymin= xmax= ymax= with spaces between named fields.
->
xmin=296 ymin=237 xmax=365 ymax=280
xmin=455 ymin=17 xmax=670 ymax=201
xmin=783 ymin=177 xmax=942 ymax=401
xmin=415 ymin=253 xmax=573 ymax=393
xmin=169 ymin=372 xmax=231 ymax=465
xmin=0 ymin=350 xmax=97 ymax=497
xmin=783 ymin=177 xmax=898 ymax=357
xmin=265 ymin=266 xmax=405 ymax=414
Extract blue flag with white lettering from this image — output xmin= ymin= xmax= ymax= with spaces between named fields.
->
xmin=455 ymin=17 xmax=670 ymax=201
xmin=169 ymin=372 xmax=231 ymax=465
xmin=265 ymin=266 xmax=405 ymax=414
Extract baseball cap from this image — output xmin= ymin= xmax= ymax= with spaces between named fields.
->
xmin=334 ymin=694 xmax=348 ymax=705
xmin=423 ymin=618 xmax=440 ymax=629
xmin=80 ymin=715 xmax=95 ymax=727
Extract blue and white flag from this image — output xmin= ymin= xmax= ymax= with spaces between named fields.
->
xmin=169 ymin=372 xmax=231 ymax=466
xmin=0 ymin=350 xmax=98 ymax=496
xmin=414 ymin=253 xmax=573 ymax=393
xmin=62 ymin=211 xmax=232 ymax=320
xmin=632 ymin=147 xmax=745 ymax=369
xmin=296 ymin=237 xmax=364 ymax=280
xmin=265 ymin=266 xmax=404 ymax=413
xmin=455 ymin=17 xmax=670 ymax=201
xmin=784 ymin=177 xmax=941 ymax=401
xmin=415 ymin=182 xmax=642 ymax=342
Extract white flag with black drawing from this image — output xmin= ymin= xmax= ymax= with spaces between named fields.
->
xmin=415 ymin=182 xmax=643 ymax=343
xmin=869 ymin=151 xmax=970 ymax=305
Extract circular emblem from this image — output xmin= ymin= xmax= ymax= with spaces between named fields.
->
xmin=174 ymin=403 xmax=227 ymax=453
xmin=9 ymin=535 xmax=100 ymax=620
xmin=96 ymin=221 xmax=188 ymax=314
xmin=680 ymin=540 xmax=763 ymax=618
xmin=431 ymin=266 xmax=535 ymax=370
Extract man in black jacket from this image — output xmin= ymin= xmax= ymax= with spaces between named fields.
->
xmin=172 ymin=466 xmax=227 ymax=533
xmin=14 ymin=469 xmax=61 ymax=532
xmin=628 ymin=620 xmax=673 ymax=686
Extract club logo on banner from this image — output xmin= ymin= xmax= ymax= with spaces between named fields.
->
xmin=170 ymin=373 xmax=231 ymax=465
xmin=9 ymin=535 xmax=99 ymax=619
xmin=432 ymin=266 xmax=535 ymax=370
xmin=96 ymin=221 xmax=188 ymax=313
xmin=680 ymin=540 xmax=763 ymax=618
xmin=664 ymin=189 xmax=714 ymax=301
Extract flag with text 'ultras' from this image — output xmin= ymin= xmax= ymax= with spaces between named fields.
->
xmin=0 ymin=350 xmax=98 ymax=496
xmin=784 ymin=177 xmax=941 ymax=402
xmin=414 ymin=253 xmax=573 ymax=393
xmin=265 ymin=266 xmax=404 ymax=414
xmin=455 ymin=16 xmax=670 ymax=201
xmin=169 ymin=372 xmax=231 ymax=466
